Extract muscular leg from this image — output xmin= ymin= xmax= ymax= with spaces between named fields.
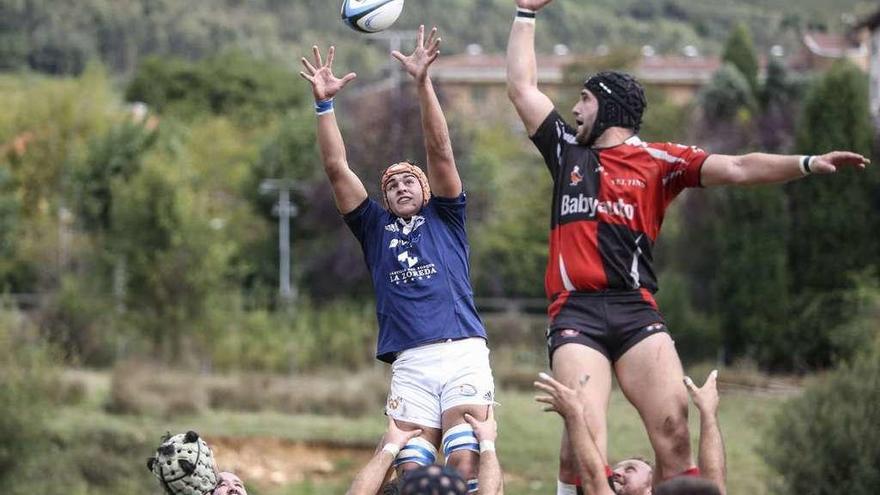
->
xmin=440 ymin=404 xmax=488 ymax=484
xmin=614 ymin=332 xmax=692 ymax=482
xmin=552 ymin=342 xmax=613 ymax=490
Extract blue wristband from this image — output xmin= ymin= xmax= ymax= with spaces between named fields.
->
xmin=315 ymin=98 xmax=334 ymax=115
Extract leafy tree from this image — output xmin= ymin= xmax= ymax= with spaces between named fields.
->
xmin=764 ymin=330 xmax=880 ymax=494
xmin=785 ymin=61 xmax=877 ymax=368
xmin=721 ymin=23 xmax=759 ymax=94
xmin=698 ymin=63 xmax=756 ymax=124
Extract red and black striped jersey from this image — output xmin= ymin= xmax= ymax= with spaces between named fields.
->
xmin=530 ymin=110 xmax=709 ymax=306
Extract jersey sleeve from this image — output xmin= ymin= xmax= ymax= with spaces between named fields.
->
xmin=657 ymin=142 xmax=710 ymax=202
xmin=529 ymin=109 xmax=577 ymax=178
xmin=429 ymin=192 xmax=467 ymax=233
xmin=343 ymin=198 xmax=384 ymax=259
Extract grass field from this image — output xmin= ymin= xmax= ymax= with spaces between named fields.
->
xmin=51 ymin=369 xmax=789 ymax=495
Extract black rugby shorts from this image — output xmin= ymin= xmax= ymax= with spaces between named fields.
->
xmin=546 ymin=290 xmax=668 ymax=363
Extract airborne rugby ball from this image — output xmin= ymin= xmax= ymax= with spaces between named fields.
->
xmin=341 ymin=0 xmax=404 ymax=33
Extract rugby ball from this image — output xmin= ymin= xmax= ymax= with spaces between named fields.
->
xmin=341 ymin=0 xmax=404 ymax=33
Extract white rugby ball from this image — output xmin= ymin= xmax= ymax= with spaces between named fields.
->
xmin=341 ymin=0 xmax=404 ymax=33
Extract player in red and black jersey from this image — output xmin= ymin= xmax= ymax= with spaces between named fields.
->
xmin=506 ymin=0 xmax=871 ymax=492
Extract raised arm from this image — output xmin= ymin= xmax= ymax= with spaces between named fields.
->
xmin=535 ymin=373 xmax=615 ymax=495
xmin=684 ymin=370 xmax=726 ymax=495
xmin=701 ymin=151 xmax=870 ymax=187
xmin=506 ymin=0 xmax=555 ymax=136
xmin=299 ymin=45 xmax=368 ymax=214
xmin=346 ymin=418 xmax=422 ymax=495
xmin=465 ymin=406 xmax=504 ymax=495
xmin=392 ymin=25 xmax=461 ymax=198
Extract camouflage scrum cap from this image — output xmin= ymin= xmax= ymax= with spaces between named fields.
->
xmin=147 ymin=431 xmax=219 ymax=495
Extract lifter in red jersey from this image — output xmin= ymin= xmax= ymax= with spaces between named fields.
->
xmin=505 ymin=0 xmax=870 ymax=492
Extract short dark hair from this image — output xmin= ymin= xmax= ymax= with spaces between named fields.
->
xmin=654 ymin=477 xmax=722 ymax=495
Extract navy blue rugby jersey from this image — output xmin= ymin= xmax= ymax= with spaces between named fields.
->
xmin=344 ymin=193 xmax=486 ymax=363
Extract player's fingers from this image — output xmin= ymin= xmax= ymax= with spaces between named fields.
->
xmin=298 ymin=71 xmax=315 ymax=83
xmin=427 ymin=52 xmax=439 ymax=65
xmin=486 ymin=404 xmax=494 ymax=421
xmin=301 ymin=57 xmax=317 ymax=74
xmin=391 ymin=50 xmax=406 ymax=62
xmin=683 ymin=376 xmax=697 ymax=393
xmin=542 ymin=405 xmax=557 ymax=413
xmin=538 ymin=371 xmax=566 ymax=390
xmin=706 ymin=369 xmax=718 ymax=387
xmin=340 ymin=72 xmax=357 ymax=85
xmin=312 ymin=45 xmax=323 ymax=67
xmin=426 ymin=26 xmax=438 ymax=47
xmin=533 ymin=381 xmax=557 ymax=395
xmin=327 ymin=45 xmax=336 ymax=68
xmin=417 ymin=24 xmax=424 ymax=47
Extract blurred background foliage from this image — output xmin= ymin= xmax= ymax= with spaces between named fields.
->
xmin=0 ymin=1 xmax=879 ymax=493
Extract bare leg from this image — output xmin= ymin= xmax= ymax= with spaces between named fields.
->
xmin=552 ymin=342 xmax=613 ymax=488
xmin=614 ymin=332 xmax=692 ymax=482
xmin=391 ymin=419 xmax=441 ymax=476
xmin=441 ymin=404 xmax=488 ymax=483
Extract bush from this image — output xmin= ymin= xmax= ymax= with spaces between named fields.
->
xmin=763 ymin=336 xmax=880 ymax=494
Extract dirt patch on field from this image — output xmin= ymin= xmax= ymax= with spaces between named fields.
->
xmin=208 ymin=436 xmax=376 ymax=487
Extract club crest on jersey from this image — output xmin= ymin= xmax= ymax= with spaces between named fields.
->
xmin=570 ymin=166 xmax=584 ymax=186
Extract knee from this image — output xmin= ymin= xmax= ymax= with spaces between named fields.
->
xmin=446 ymin=451 xmax=479 ymax=480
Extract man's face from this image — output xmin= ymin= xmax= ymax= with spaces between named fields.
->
xmin=213 ymin=472 xmax=247 ymax=495
xmin=572 ymin=88 xmax=599 ymax=145
xmin=384 ymin=172 xmax=424 ymax=218
xmin=612 ymin=459 xmax=653 ymax=495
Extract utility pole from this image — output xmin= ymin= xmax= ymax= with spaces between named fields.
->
xmin=259 ymin=179 xmax=298 ymax=304
xmin=362 ymin=30 xmax=418 ymax=150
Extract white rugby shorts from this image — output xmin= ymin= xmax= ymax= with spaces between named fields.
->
xmin=385 ymin=337 xmax=495 ymax=429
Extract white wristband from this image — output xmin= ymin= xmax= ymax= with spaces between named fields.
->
xmin=799 ymin=155 xmax=814 ymax=176
xmin=479 ymin=440 xmax=496 ymax=453
xmin=515 ymin=8 xmax=536 ymax=23
xmin=381 ymin=443 xmax=400 ymax=457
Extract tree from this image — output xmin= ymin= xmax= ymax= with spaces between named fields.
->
xmin=785 ymin=60 xmax=877 ymax=368
xmin=721 ymin=23 xmax=759 ymax=95
xmin=764 ymin=330 xmax=880 ymax=494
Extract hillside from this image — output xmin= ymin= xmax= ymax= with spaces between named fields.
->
xmin=1 ymin=0 xmax=873 ymax=78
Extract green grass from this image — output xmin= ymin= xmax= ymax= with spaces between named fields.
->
xmin=49 ymin=379 xmax=787 ymax=495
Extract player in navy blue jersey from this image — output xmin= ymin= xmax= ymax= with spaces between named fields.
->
xmin=506 ymin=0 xmax=870 ymax=492
xmin=300 ymin=26 xmax=494 ymax=491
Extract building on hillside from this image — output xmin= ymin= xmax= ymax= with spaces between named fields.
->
xmin=788 ymin=30 xmax=869 ymax=72
xmin=430 ymin=47 xmax=720 ymax=120
xmin=853 ymin=8 xmax=880 ymax=127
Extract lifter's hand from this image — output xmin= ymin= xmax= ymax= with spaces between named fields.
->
xmin=684 ymin=370 xmax=719 ymax=418
xmin=464 ymin=405 xmax=497 ymax=443
xmin=299 ymin=45 xmax=357 ymax=101
xmin=382 ymin=417 xmax=423 ymax=450
xmin=808 ymin=151 xmax=871 ymax=175
xmin=515 ymin=0 xmax=554 ymax=11
xmin=534 ymin=372 xmax=585 ymax=421
xmin=392 ymin=25 xmax=440 ymax=83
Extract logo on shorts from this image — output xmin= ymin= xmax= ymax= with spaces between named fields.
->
xmin=387 ymin=396 xmax=403 ymax=411
xmin=643 ymin=323 xmax=666 ymax=332
xmin=483 ymin=391 xmax=494 ymax=402
xmin=458 ymin=384 xmax=477 ymax=396
xmin=560 ymin=329 xmax=580 ymax=338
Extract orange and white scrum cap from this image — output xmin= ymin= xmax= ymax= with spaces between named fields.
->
xmin=380 ymin=161 xmax=431 ymax=209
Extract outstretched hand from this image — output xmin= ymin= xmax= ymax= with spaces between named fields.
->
xmin=464 ymin=405 xmax=497 ymax=443
xmin=809 ymin=151 xmax=871 ymax=174
xmin=392 ymin=25 xmax=440 ymax=82
xmin=534 ymin=372 xmax=586 ymax=421
xmin=299 ymin=45 xmax=357 ymax=101
xmin=684 ymin=369 xmax=719 ymax=417
xmin=515 ymin=0 xmax=554 ymax=11
xmin=382 ymin=417 xmax=423 ymax=449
